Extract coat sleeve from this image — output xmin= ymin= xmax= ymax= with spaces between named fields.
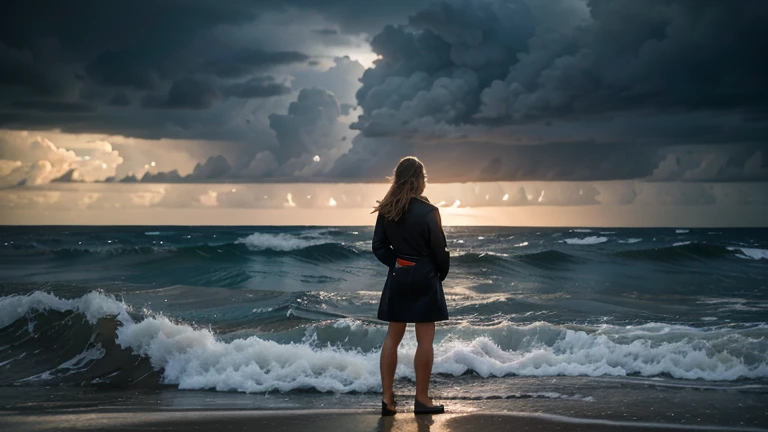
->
xmin=372 ymin=213 xmax=397 ymax=268
xmin=427 ymin=208 xmax=450 ymax=281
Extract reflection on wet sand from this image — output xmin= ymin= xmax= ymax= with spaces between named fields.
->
xmin=377 ymin=414 xmax=457 ymax=432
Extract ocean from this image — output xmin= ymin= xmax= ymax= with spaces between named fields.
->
xmin=1 ymin=226 xmax=767 ymax=427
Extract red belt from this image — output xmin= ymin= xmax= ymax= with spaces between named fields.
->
xmin=396 ymin=258 xmax=416 ymax=267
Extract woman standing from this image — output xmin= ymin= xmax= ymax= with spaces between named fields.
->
xmin=371 ymin=156 xmax=450 ymax=416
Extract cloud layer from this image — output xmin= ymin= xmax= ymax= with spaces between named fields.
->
xmin=353 ymin=0 xmax=767 ymax=135
xmin=0 ymin=0 xmax=766 ymax=189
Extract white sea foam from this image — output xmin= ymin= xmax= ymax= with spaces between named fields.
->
xmin=562 ymin=236 xmax=608 ymax=245
xmin=3 ymin=292 xmax=768 ymax=393
xmin=619 ymin=238 xmax=642 ymax=244
xmin=728 ymin=247 xmax=768 ymax=260
xmin=570 ymin=229 xmax=593 ymax=233
xmin=532 ymin=392 xmax=595 ymax=402
xmin=0 ymin=291 xmax=129 ymax=329
xmin=673 ymin=241 xmax=692 ymax=247
xmin=235 ymin=233 xmax=334 ymax=251
xmin=676 ymin=229 xmax=690 ymax=234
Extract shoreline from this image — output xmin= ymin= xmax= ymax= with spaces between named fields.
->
xmin=1 ymin=375 xmax=767 ymax=431
xmin=2 ymin=409 xmax=767 ymax=432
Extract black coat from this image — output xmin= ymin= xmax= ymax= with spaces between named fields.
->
xmin=372 ymin=197 xmax=450 ymax=323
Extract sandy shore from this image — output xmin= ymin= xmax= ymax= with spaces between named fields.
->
xmin=1 ymin=376 xmax=766 ymax=431
xmin=2 ymin=409 xmax=767 ymax=432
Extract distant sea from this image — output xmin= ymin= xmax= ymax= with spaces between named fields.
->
xmin=1 ymin=226 xmax=767 ymax=401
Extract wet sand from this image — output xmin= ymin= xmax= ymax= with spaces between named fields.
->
xmin=2 ymin=409 xmax=764 ymax=432
xmin=1 ymin=376 xmax=766 ymax=432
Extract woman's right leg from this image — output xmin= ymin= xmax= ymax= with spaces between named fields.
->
xmin=380 ymin=322 xmax=406 ymax=409
xmin=414 ymin=322 xmax=436 ymax=405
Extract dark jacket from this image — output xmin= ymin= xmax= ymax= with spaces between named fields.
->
xmin=372 ymin=197 xmax=450 ymax=322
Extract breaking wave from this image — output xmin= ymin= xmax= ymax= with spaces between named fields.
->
xmin=2 ymin=292 xmax=767 ymax=394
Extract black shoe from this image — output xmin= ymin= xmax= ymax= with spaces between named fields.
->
xmin=381 ymin=400 xmax=397 ymax=416
xmin=414 ymin=398 xmax=444 ymax=415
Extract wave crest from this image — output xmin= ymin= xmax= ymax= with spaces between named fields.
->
xmin=2 ymin=292 xmax=767 ymax=393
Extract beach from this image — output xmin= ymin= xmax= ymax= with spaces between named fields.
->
xmin=1 ymin=377 xmax=767 ymax=431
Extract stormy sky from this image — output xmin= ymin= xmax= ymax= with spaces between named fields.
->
xmin=0 ymin=0 xmax=767 ymax=225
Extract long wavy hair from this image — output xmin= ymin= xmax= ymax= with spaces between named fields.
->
xmin=372 ymin=156 xmax=427 ymax=221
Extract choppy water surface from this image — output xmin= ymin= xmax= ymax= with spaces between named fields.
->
xmin=1 ymin=226 xmax=767 ymax=397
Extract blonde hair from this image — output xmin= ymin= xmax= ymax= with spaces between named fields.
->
xmin=372 ymin=156 xmax=427 ymax=221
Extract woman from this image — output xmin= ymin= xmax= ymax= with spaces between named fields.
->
xmin=371 ymin=156 xmax=450 ymax=416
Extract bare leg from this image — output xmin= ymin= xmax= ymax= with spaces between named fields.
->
xmin=414 ymin=322 xmax=436 ymax=406
xmin=380 ymin=322 xmax=406 ymax=410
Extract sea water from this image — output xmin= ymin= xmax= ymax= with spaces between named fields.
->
xmin=1 ymin=226 xmax=767 ymax=397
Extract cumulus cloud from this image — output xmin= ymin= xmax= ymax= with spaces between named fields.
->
xmin=0 ymin=135 xmax=124 ymax=188
xmin=126 ymin=86 xmax=357 ymax=182
xmin=291 ymin=56 xmax=365 ymax=105
xmin=264 ymin=87 xmax=355 ymax=176
xmin=352 ymin=0 xmax=767 ymax=137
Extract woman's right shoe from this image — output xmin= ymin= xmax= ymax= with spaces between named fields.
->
xmin=414 ymin=398 xmax=444 ymax=415
xmin=382 ymin=400 xmax=397 ymax=416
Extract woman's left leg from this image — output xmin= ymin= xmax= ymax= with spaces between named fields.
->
xmin=414 ymin=322 xmax=436 ymax=406
xmin=380 ymin=322 xmax=407 ymax=410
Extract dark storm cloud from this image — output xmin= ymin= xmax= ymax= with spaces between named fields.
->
xmin=134 ymin=156 xmax=233 ymax=183
xmin=141 ymin=76 xmax=293 ymax=110
xmin=0 ymin=39 xmax=71 ymax=97
xmin=290 ymin=56 xmax=365 ymax=105
xmin=84 ymin=50 xmax=159 ymax=90
xmin=220 ymin=77 xmax=293 ymax=99
xmin=141 ymin=77 xmax=222 ymax=110
xmin=352 ymin=0 xmax=768 ymax=136
xmin=130 ymin=88 xmax=349 ymax=183
xmin=12 ymin=100 xmax=96 ymax=114
xmin=261 ymin=0 xmax=434 ymax=34
xmin=107 ymin=92 xmax=132 ymax=107
xmin=0 ymin=0 xmax=317 ymax=137
xmin=0 ymin=1 xmax=258 ymax=59
xmin=201 ymin=49 xmax=311 ymax=79
xmin=186 ymin=155 xmax=232 ymax=180
xmin=137 ymin=170 xmax=183 ymax=183
xmin=2 ymin=0 xmax=767 ymax=185
xmin=313 ymin=29 xmax=340 ymax=36
xmin=268 ymin=88 xmax=343 ymax=163
xmin=329 ymin=137 xmax=768 ymax=183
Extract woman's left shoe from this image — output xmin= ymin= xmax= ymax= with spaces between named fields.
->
xmin=381 ymin=399 xmax=397 ymax=416
xmin=414 ymin=398 xmax=444 ymax=415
